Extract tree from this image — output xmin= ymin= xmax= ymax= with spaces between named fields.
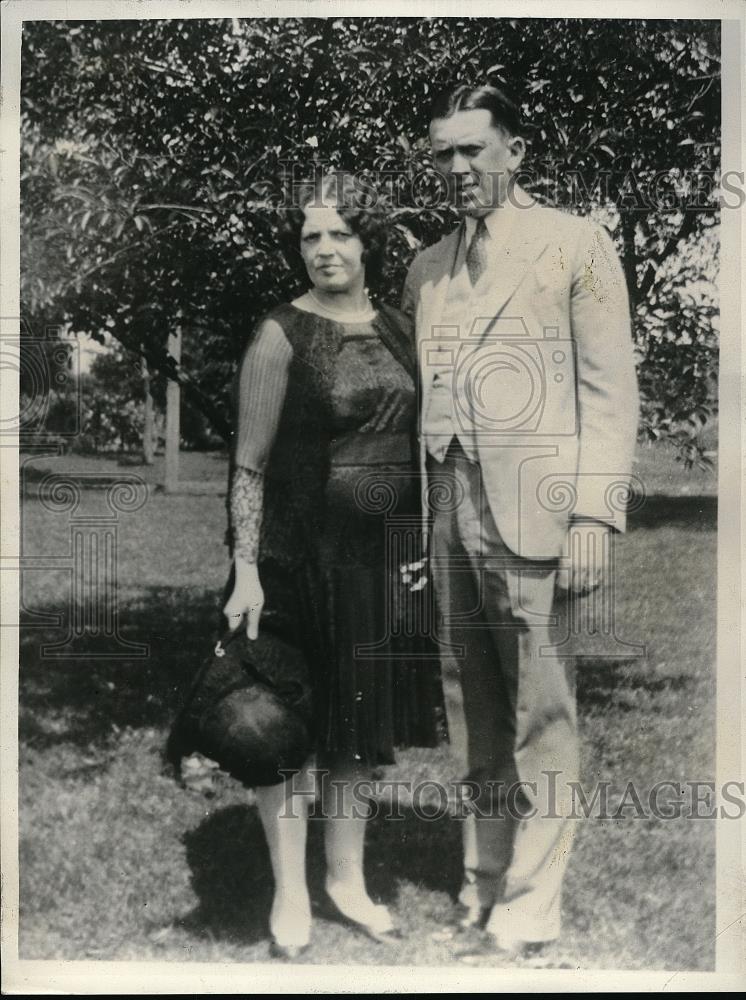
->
xmin=80 ymin=343 xmax=161 ymax=454
xmin=20 ymin=16 xmax=721 ymax=464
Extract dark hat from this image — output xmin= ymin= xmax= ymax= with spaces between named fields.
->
xmin=167 ymin=626 xmax=313 ymax=788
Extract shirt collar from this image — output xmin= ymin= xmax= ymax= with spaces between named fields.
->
xmin=463 ymin=200 xmax=515 ymax=244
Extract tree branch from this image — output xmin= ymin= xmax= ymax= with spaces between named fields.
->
xmin=74 ymin=220 xmax=187 ymax=284
xmin=650 ymin=210 xmax=699 ymax=266
xmin=638 ymin=210 xmax=701 ymax=299
xmin=620 ymin=212 xmax=639 ymax=313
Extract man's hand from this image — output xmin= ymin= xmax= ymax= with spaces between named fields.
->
xmin=556 ymin=519 xmax=610 ymax=595
xmin=400 ymin=556 xmax=429 ymax=593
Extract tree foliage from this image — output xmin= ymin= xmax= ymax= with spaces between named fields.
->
xmin=20 ymin=16 xmax=721 ymax=462
xmin=80 ymin=346 xmax=153 ymax=454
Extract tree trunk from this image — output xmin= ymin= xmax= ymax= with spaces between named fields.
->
xmin=164 ymin=326 xmax=182 ymax=493
xmin=142 ymin=356 xmax=155 ymax=465
xmin=620 ymin=212 xmax=639 ymax=315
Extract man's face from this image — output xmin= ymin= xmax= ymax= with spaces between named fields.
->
xmin=429 ymin=108 xmax=525 ymax=217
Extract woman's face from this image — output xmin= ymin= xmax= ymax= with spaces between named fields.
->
xmin=300 ymin=206 xmax=365 ymax=294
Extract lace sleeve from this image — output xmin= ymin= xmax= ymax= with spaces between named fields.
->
xmin=230 ymin=465 xmax=264 ymax=564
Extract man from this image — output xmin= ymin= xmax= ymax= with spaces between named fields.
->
xmin=401 ymin=84 xmax=639 ymax=957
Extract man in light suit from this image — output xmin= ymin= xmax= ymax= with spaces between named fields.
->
xmin=401 ymin=84 xmax=639 ymax=956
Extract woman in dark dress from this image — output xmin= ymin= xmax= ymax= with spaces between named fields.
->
xmin=216 ymin=173 xmax=437 ymax=956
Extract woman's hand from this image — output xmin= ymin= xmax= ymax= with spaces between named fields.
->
xmin=223 ymin=557 xmax=264 ymax=640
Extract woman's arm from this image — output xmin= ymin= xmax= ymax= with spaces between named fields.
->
xmin=233 ymin=317 xmax=293 ymax=473
xmin=224 ymin=318 xmax=292 ymax=637
xmin=230 ymin=465 xmax=264 ymax=565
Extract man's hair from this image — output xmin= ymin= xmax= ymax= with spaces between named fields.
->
xmin=429 ymin=83 xmax=524 ymax=137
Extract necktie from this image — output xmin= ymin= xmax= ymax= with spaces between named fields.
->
xmin=465 ymin=217 xmax=489 ymax=286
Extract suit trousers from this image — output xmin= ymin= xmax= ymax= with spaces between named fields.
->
xmin=429 ymin=440 xmax=578 ymax=943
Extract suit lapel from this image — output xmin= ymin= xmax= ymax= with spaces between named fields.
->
xmin=472 ymin=201 xmax=550 ymax=342
xmin=419 ymin=227 xmax=461 ymax=340
xmin=417 ymin=227 xmax=461 ymax=412
xmin=416 ymin=200 xmax=550 ymax=406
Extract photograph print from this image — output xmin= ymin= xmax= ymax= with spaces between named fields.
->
xmin=4 ymin=5 xmax=741 ymax=987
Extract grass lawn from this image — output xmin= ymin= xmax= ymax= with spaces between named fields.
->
xmin=16 ymin=441 xmax=717 ymax=970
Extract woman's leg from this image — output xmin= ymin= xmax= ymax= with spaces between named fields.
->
xmin=322 ymin=762 xmax=394 ymax=933
xmin=254 ymin=765 xmax=314 ymax=947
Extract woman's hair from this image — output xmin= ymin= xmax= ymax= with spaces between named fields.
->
xmin=280 ymin=172 xmax=389 ymax=298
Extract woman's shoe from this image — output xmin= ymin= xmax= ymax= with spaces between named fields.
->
xmin=325 ymin=882 xmax=403 ymax=945
xmin=269 ymin=939 xmax=310 ymax=961
xmin=266 ymin=890 xmax=311 ymax=960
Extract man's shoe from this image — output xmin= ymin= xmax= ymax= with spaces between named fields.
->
xmin=458 ymin=904 xmax=491 ymax=931
xmin=456 ymin=934 xmax=551 ymax=964
xmin=431 ymin=904 xmax=490 ymax=942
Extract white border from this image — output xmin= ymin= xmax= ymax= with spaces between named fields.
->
xmin=1 ymin=1 xmax=743 ymax=993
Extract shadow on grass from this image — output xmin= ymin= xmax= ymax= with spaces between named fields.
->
xmin=177 ymin=800 xmax=463 ymax=945
xmin=20 ymin=586 xmax=223 ymax=750
xmin=178 ymin=805 xmax=272 ymax=945
xmin=19 ymin=491 xmax=716 ymax=750
xmin=577 ymin=661 xmax=692 ymax=713
xmin=627 ymin=494 xmax=717 ymax=531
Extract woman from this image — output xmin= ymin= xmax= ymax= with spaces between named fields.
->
xmin=181 ymin=172 xmax=439 ymax=958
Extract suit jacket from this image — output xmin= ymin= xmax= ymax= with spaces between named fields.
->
xmin=401 ymin=188 xmax=640 ymax=559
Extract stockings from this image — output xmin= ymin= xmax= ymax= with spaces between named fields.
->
xmin=254 ymin=762 xmax=393 ymax=945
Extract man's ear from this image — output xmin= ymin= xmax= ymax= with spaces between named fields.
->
xmin=508 ymin=135 xmax=526 ymax=168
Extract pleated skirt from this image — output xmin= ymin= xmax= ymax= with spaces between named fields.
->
xmin=262 ymin=461 xmax=444 ymax=768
